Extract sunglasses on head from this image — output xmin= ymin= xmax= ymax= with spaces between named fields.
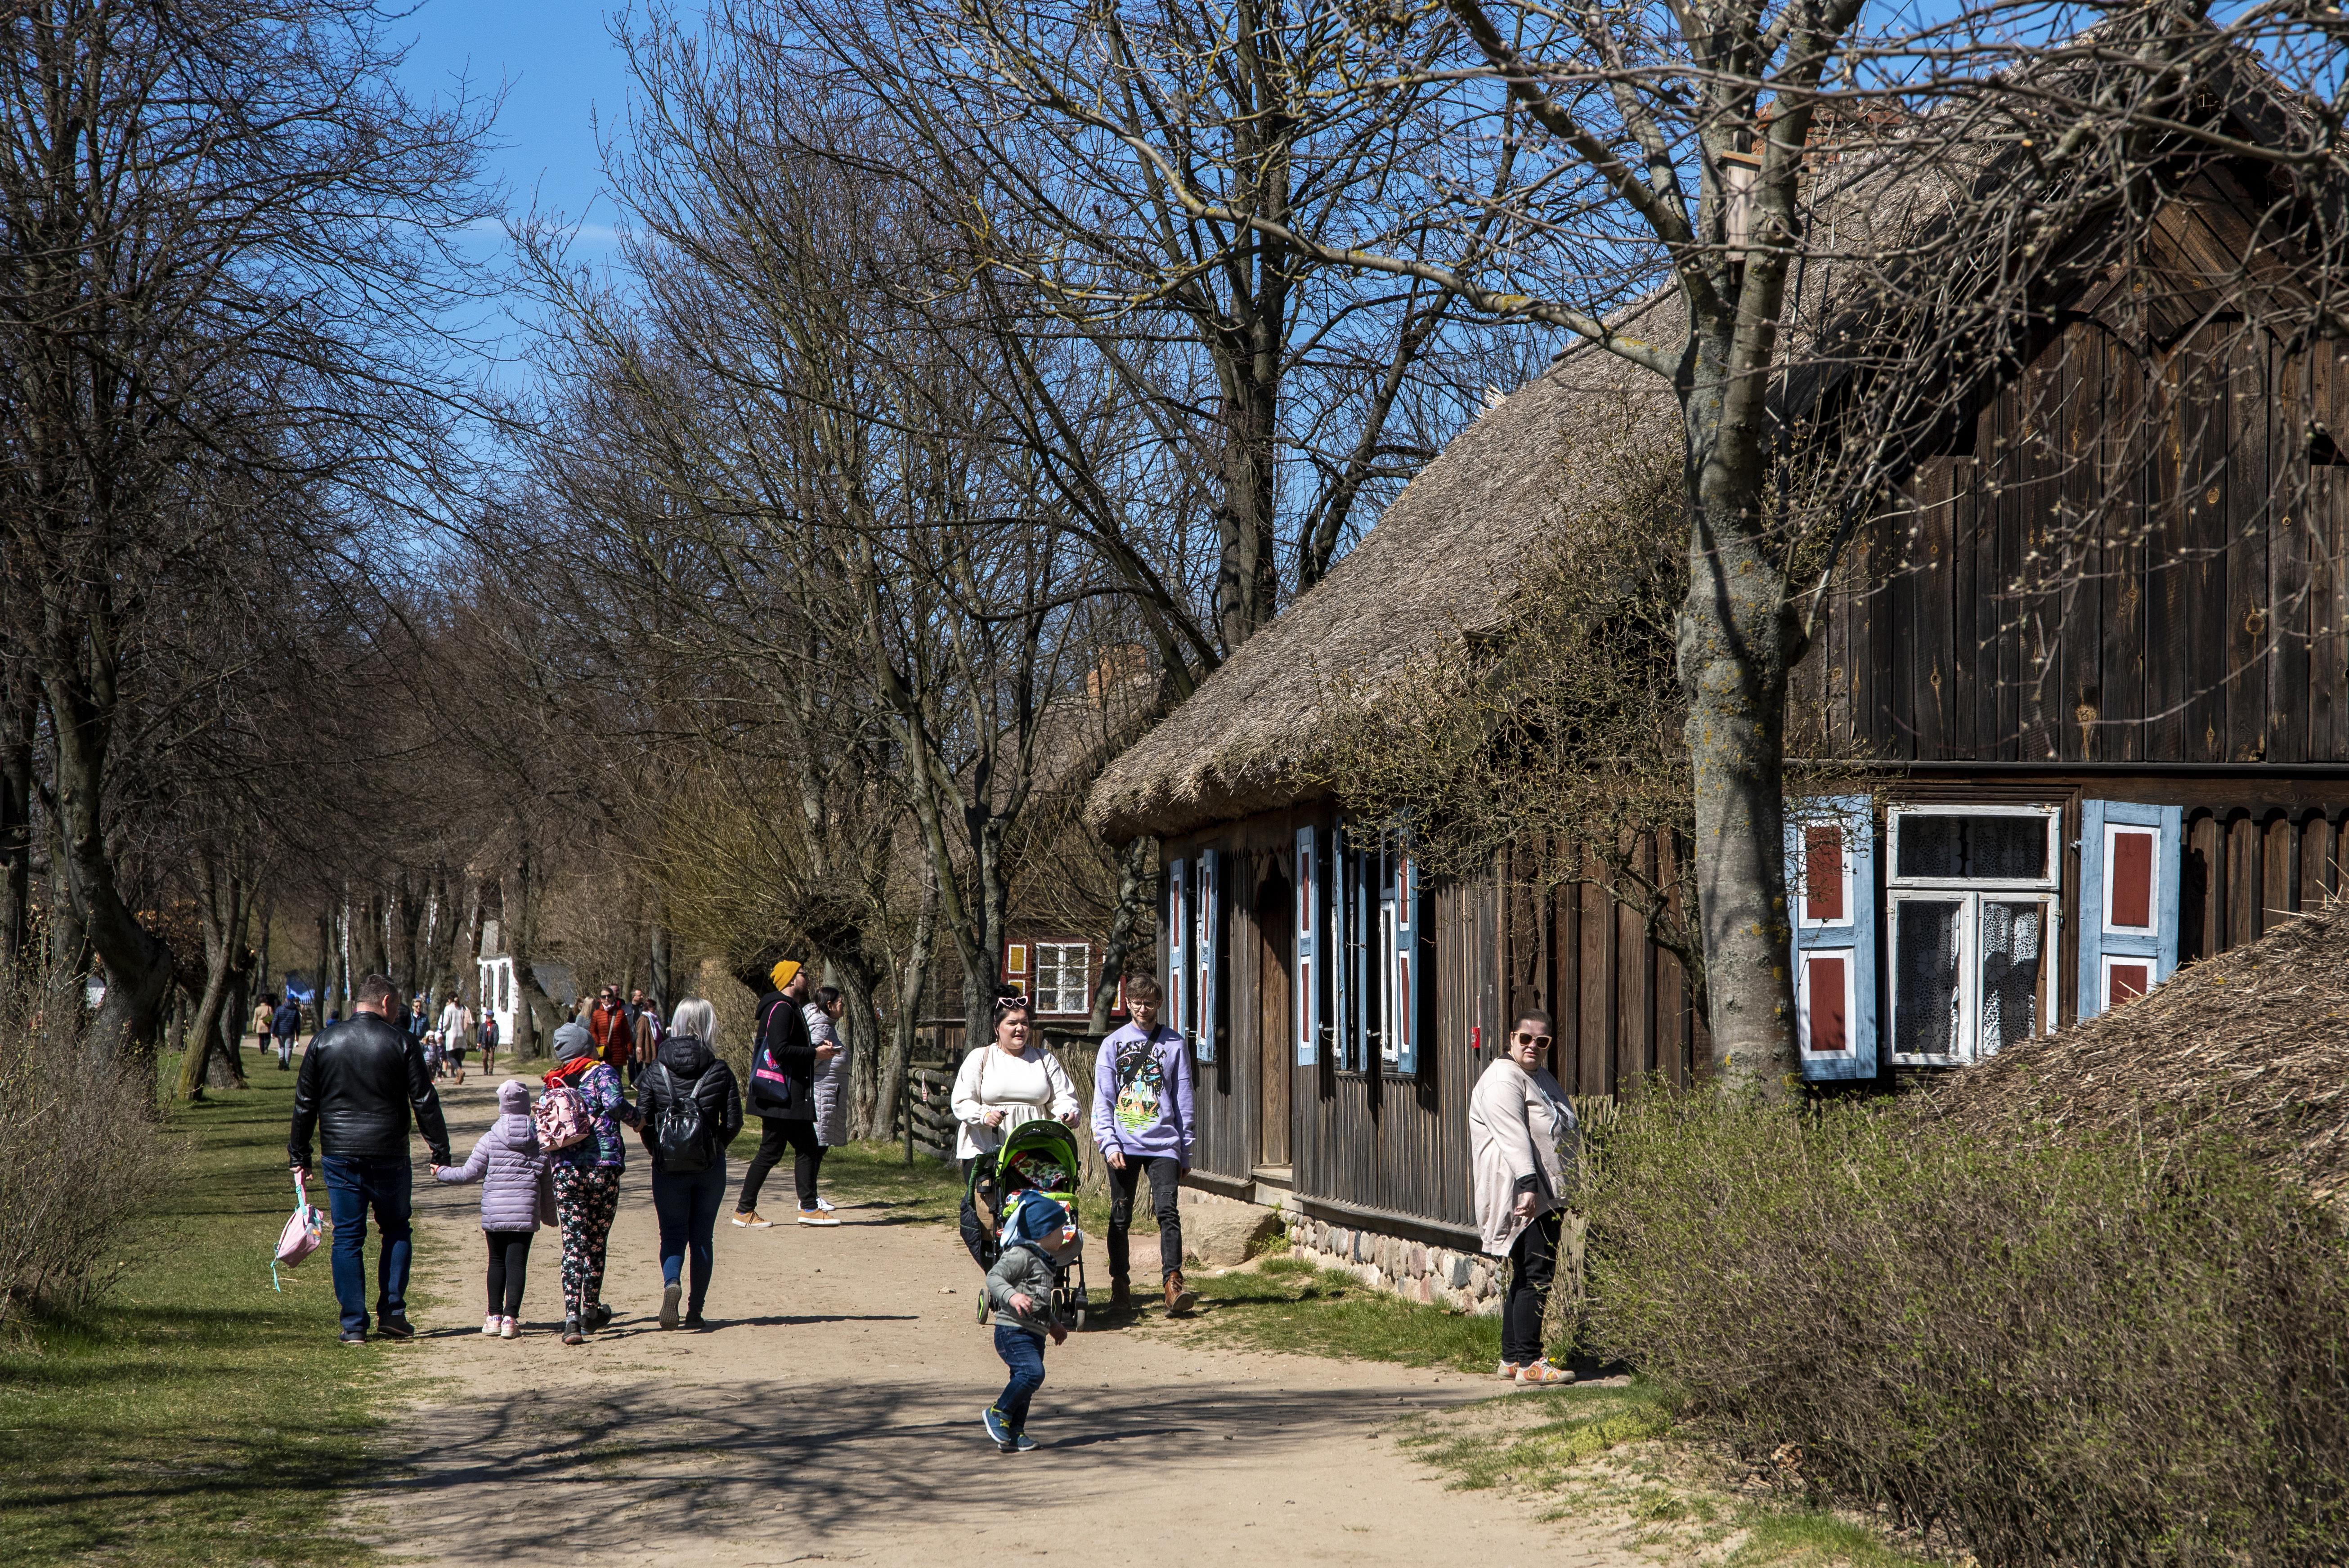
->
xmin=1513 ymin=1031 xmax=1553 ymax=1048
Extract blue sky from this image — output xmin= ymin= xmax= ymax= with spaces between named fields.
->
xmin=399 ymin=0 xmax=636 ymax=235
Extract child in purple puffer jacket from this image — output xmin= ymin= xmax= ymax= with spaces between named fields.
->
xmin=433 ymin=1079 xmax=556 ymax=1338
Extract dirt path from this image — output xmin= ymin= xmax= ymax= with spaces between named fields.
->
xmin=356 ymin=1078 xmax=1639 ymax=1567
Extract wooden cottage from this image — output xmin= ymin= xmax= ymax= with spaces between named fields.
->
xmin=1084 ymin=87 xmax=2349 ymax=1272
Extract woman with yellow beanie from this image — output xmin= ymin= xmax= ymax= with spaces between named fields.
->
xmin=731 ymin=959 xmax=838 ymax=1228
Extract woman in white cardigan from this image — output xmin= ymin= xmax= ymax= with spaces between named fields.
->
xmin=1468 ymin=1008 xmax=1578 ymax=1386
xmin=950 ymin=995 xmax=1080 ymax=1265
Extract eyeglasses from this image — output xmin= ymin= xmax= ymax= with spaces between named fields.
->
xmin=1513 ymin=1032 xmax=1554 ymax=1048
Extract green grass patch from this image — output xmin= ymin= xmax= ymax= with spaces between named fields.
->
xmin=0 ymin=1058 xmax=392 ymax=1568
xmin=1181 ymin=1252 xmax=1501 ymax=1372
xmin=1399 ymin=1380 xmax=1676 ymax=1489
xmin=1728 ymin=1508 xmax=1928 ymax=1568
xmin=790 ymin=1138 xmax=967 ymax=1225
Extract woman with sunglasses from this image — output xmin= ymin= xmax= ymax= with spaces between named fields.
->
xmin=1468 ymin=1010 xmax=1578 ymax=1386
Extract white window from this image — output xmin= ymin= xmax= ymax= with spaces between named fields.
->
xmin=1034 ymin=943 xmax=1091 ymax=1016
xmin=1886 ymin=806 xmax=2060 ymax=1065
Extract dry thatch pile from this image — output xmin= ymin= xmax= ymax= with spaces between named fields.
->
xmin=1928 ymin=900 xmax=2349 ymax=1205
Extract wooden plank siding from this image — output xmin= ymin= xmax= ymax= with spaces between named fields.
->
xmin=1800 ymin=315 xmax=2349 ymax=765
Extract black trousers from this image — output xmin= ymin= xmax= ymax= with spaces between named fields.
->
xmin=484 ymin=1230 xmax=533 ymax=1317
xmin=959 ymin=1156 xmax=998 ymax=1269
xmin=736 ymin=1116 xmax=824 ymax=1213
xmin=1106 ymin=1156 xmax=1184 ymax=1282
xmin=1502 ymin=1209 xmax=1562 ymax=1367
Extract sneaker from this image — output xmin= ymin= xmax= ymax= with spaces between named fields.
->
xmin=1497 ymin=1360 xmax=1524 ymax=1381
xmin=340 ymin=1330 xmax=368 ymax=1346
xmin=731 ymin=1210 xmax=772 ymax=1228
xmin=562 ymin=1315 xmax=584 ymax=1345
xmin=1012 ymin=1431 xmax=1037 ymax=1452
xmin=376 ymin=1313 xmax=416 ymax=1340
xmin=982 ymin=1406 xmax=1013 ymax=1447
xmin=587 ymin=1302 xmax=612 ymax=1331
xmin=682 ymin=1310 xmax=706 ymax=1331
xmin=815 ymin=1196 xmax=836 ymax=1213
xmin=796 ymin=1208 xmax=841 ymax=1227
xmin=484 ymin=1315 xmax=502 ymax=1337
xmin=659 ymin=1281 xmax=682 ymax=1330
xmin=1516 ymin=1361 xmax=1575 ymax=1387
xmin=500 ymin=1317 xmax=519 ymax=1339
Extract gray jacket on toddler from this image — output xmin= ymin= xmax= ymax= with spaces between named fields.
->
xmin=986 ymin=1244 xmax=1065 ymax=1335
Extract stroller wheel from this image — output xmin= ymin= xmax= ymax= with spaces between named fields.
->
xmin=1075 ymin=1306 xmax=1087 ymax=1330
xmin=976 ymin=1296 xmax=990 ymax=1325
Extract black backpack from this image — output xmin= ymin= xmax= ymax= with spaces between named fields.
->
xmin=651 ymin=1063 xmax=712 ymax=1172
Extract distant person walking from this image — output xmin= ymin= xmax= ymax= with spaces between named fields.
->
xmin=635 ymin=998 xmax=742 ymax=1330
xmin=251 ymin=997 xmax=277 ymax=1053
xmin=271 ymin=995 xmax=302 ymax=1070
xmin=287 ymin=972 xmax=453 ymax=1345
xmin=952 ymin=996 xmax=1080 ymax=1268
xmin=437 ymin=995 xmax=466 ymax=1057
xmin=478 ymin=1009 xmax=499 ymax=1074
xmin=806 ymin=986 xmax=848 ymax=1213
xmin=1090 ymin=975 xmax=1196 ymax=1317
xmin=629 ymin=989 xmax=662 ymax=1089
xmin=431 ymin=1079 xmax=555 ymax=1339
xmin=407 ymin=996 xmax=428 ymax=1043
xmin=588 ymin=986 xmax=632 ymax=1073
xmin=1469 ymin=1009 xmax=1578 ymax=1386
xmin=731 ymin=961 xmax=837 ymax=1229
xmin=543 ymin=1022 xmax=641 ymax=1344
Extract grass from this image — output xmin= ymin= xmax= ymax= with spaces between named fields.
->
xmin=1397 ymin=1380 xmax=1941 ymax=1568
xmin=1177 ymin=1252 xmax=1502 ymax=1371
xmin=0 ymin=1055 xmax=394 ymax=1568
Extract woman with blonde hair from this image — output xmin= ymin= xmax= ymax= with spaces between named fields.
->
xmin=635 ymin=996 xmax=741 ymax=1330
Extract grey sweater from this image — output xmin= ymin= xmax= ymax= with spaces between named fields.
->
xmin=985 ymin=1243 xmax=1065 ymax=1335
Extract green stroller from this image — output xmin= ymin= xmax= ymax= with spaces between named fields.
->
xmin=962 ymin=1116 xmax=1089 ymax=1328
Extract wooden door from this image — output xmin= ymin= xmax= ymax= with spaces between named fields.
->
xmin=1255 ymin=863 xmax=1294 ymax=1166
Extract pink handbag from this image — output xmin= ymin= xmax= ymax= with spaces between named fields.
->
xmin=273 ymin=1171 xmax=327 ymax=1290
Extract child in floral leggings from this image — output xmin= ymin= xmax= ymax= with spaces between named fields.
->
xmin=543 ymin=1029 xmax=639 ymax=1344
xmin=551 ymin=1162 xmax=621 ymax=1326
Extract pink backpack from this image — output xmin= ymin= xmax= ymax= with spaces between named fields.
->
xmin=272 ymin=1172 xmax=327 ymax=1290
xmin=533 ymin=1082 xmax=593 ymax=1152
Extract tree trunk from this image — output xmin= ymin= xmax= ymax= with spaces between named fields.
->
xmin=879 ymin=865 xmax=938 ymax=1141
xmin=0 ymin=680 xmax=33 ymax=977
xmin=648 ymin=919 xmax=672 ymax=1017
xmin=178 ymin=858 xmax=250 ymax=1102
xmin=504 ymin=842 xmax=551 ymax=1060
xmin=1089 ymin=836 xmax=1152 ymax=1033
xmin=1213 ymin=359 xmax=1282 ymax=650
xmin=395 ymin=871 xmax=423 ymax=998
xmin=45 ymin=665 xmax=172 ymax=1062
xmin=1677 ymin=418 xmax=1802 ymax=1097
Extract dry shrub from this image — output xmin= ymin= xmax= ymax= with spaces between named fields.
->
xmin=1581 ymin=1089 xmax=2349 ymax=1568
xmin=0 ymin=977 xmax=175 ymax=1330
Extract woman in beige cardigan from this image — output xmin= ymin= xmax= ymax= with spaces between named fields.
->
xmin=1468 ymin=1009 xmax=1578 ymax=1385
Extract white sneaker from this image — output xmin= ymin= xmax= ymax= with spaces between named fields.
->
xmin=499 ymin=1317 xmax=519 ymax=1339
xmin=815 ymin=1196 xmax=836 ymax=1213
xmin=796 ymin=1208 xmax=841 ymax=1227
xmin=482 ymin=1315 xmax=501 ymax=1336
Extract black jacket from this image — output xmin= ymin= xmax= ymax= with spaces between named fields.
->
xmin=749 ymin=987 xmax=819 ymax=1120
xmin=288 ymin=1012 xmax=452 ymax=1167
xmin=634 ymin=1033 xmax=744 ymax=1172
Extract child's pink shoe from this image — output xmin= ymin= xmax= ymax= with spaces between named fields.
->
xmin=499 ymin=1317 xmax=519 ymax=1339
xmin=482 ymin=1315 xmax=500 ymax=1337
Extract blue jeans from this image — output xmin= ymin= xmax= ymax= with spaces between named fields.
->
xmin=320 ymin=1155 xmax=413 ymax=1337
xmin=993 ymin=1324 xmax=1046 ymax=1433
xmin=651 ymin=1161 xmax=726 ymax=1315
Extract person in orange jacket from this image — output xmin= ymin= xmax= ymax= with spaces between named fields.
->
xmin=587 ymin=986 xmax=632 ymax=1073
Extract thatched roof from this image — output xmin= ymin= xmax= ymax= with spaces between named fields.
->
xmin=1083 ymin=299 xmax=1682 ymax=843
xmin=1928 ymin=903 xmax=2349 ymax=1206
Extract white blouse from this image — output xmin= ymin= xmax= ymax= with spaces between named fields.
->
xmin=950 ymin=1043 xmax=1080 ymax=1160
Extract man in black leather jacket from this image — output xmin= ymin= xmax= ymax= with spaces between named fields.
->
xmin=289 ymin=972 xmax=452 ymax=1344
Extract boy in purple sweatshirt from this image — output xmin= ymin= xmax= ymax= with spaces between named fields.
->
xmin=1091 ymin=976 xmax=1197 ymax=1317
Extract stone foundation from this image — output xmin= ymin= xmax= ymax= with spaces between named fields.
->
xmin=1173 ymin=1187 xmax=1504 ymax=1314
xmin=1278 ymin=1212 xmax=1503 ymax=1316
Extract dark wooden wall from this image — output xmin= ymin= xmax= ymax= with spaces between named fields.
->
xmin=1797 ymin=318 xmax=2349 ymax=765
xmin=2180 ymin=802 xmax=2349 ymax=959
xmin=1494 ymin=836 xmax=1708 ymax=1099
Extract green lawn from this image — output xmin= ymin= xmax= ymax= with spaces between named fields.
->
xmin=1181 ymin=1252 xmax=1504 ymax=1371
xmin=0 ymin=1059 xmax=393 ymax=1568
